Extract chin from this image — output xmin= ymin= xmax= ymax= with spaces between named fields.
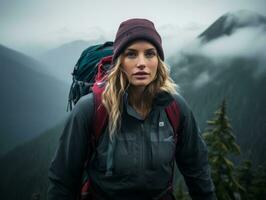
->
xmin=131 ymin=80 xmax=151 ymax=87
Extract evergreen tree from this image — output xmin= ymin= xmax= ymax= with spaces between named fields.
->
xmin=237 ymin=161 xmax=266 ymax=200
xmin=202 ymin=99 xmax=243 ymax=199
xmin=236 ymin=160 xmax=254 ymax=200
xmin=249 ymin=165 xmax=266 ymax=200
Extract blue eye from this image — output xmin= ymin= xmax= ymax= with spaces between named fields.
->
xmin=145 ymin=51 xmax=156 ymax=58
xmin=125 ymin=51 xmax=137 ymax=58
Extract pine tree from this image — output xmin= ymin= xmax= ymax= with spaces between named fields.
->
xmin=250 ymin=165 xmax=266 ymax=200
xmin=236 ymin=160 xmax=254 ymax=200
xmin=202 ymin=99 xmax=243 ymax=200
xmin=237 ymin=162 xmax=266 ymax=200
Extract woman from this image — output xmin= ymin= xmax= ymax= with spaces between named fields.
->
xmin=48 ymin=18 xmax=216 ymax=200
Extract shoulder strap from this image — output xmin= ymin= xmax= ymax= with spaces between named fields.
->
xmin=164 ymin=99 xmax=180 ymax=194
xmin=165 ymin=99 xmax=180 ymax=143
xmin=91 ymin=56 xmax=112 ymax=145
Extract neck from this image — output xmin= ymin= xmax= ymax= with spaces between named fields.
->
xmin=128 ymin=86 xmax=151 ymax=119
xmin=128 ymin=86 xmax=145 ymax=103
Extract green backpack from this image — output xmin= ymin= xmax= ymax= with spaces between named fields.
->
xmin=67 ymin=41 xmax=113 ymax=111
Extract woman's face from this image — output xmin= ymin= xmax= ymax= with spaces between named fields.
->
xmin=121 ymin=41 xmax=159 ymax=90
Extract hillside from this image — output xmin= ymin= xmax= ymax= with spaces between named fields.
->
xmin=170 ymin=10 xmax=266 ymax=165
xmin=0 ymin=45 xmax=69 ymax=155
xmin=0 ymin=123 xmax=64 ymax=200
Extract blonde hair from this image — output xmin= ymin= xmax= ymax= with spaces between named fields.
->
xmin=102 ymin=55 xmax=178 ymax=139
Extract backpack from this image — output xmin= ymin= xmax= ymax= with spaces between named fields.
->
xmin=67 ymin=41 xmax=113 ymax=111
xmin=68 ymin=42 xmax=181 ymax=199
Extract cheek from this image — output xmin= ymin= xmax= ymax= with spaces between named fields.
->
xmin=122 ymin=60 xmax=134 ymax=75
xmin=150 ymin=62 xmax=159 ymax=77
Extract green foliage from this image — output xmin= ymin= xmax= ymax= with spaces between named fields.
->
xmin=174 ymin=99 xmax=266 ymax=200
xmin=200 ymin=99 xmax=266 ymax=200
xmin=203 ymin=99 xmax=243 ymax=199
xmin=250 ymin=165 xmax=266 ymax=199
xmin=236 ymin=160 xmax=254 ymax=199
xmin=237 ymin=161 xmax=266 ymax=200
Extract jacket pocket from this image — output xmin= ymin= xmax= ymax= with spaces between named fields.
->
xmin=150 ymin=135 xmax=175 ymax=169
xmin=150 ymin=120 xmax=176 ymax=169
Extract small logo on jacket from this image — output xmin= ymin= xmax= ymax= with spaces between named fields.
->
xmin=159 ymin=121 xmax=165 ymax=127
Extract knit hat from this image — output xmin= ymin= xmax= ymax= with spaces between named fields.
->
xmin=112 ymin=18 xmax=164 ymax=63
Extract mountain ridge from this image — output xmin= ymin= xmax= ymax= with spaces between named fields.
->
xmin=199 ymin=9 xmax=266 ymax=42
xmin=0 ymin=44 xmax=69 ymax=155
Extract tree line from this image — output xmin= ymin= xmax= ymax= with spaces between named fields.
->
xmin=175 ymin=99 xmax=266 ymax=200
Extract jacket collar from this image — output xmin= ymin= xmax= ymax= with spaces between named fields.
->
xmin=152 ymin=91 xmax=174 ymax=108
xmin=124 ymin=90 xmax=174 ymax=111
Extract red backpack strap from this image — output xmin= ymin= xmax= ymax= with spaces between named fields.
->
xmin=165 ymin=99 xmax=180 ymax=143
xmin=164 ymin=99 xmax=180 ymax=194
xmin=94 ymin=55 xmax=113 ymax=83
xmin=91 ymin=55 xmax=112 ymax=144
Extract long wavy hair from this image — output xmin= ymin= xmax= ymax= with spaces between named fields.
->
xmin=102 ymin=55 xmax=178 ymax=139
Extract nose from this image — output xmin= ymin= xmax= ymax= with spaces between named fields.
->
xmin=136 ymin=54 xmax=146 ymax=70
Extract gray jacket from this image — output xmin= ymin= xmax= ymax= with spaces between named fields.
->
xmin=47 ymin=92 xmax=216 ymax=200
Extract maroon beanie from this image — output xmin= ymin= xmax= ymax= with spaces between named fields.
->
xmin=113 ymin=18 xmax=164 ymax=63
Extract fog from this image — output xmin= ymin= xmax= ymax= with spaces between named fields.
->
xmin=181 ymin=25 xmax=266 ymax=81
xmin=200 ymin=27 xmax=266 ymax=61
xmin=1 ymin=0 xmax=265 ymax=56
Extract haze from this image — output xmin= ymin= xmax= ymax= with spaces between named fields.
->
xmin=0 ymin=0 xmax=265 ymax=55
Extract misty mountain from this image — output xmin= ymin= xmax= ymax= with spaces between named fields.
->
xmin=172 ymin=56 xmax=266 ymax=164
xmin=0 ymin=44 xmax=52 ymax=76
xmin=0 ymin=44 xmax=69 ymax=156
xmin=170 ymin=10 xmax=266 ymax=165
xmin=37 ymin=38 xmax=106 ymax=83
xmin=199 ymin=9 xmax=266 ymax=42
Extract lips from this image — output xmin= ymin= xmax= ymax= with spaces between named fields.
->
xmin=133 ymin=71 xmax=149 ymax=76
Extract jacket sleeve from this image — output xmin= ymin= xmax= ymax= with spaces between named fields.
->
xmin=174 ymin=95 xmax=216 ymax=200
xmin=47 ymin=94 xmax=94 ymax=200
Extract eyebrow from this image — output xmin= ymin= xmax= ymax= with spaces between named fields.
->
xmin=125 ymin=48 xmax=157 ymax=52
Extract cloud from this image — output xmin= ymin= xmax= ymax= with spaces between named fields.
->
xmin=200 ymin=26 xmax=266 ymax=60
xmin=181 ymin=25 xmax=266 ymax=76
xmin=224 ymin=10 xmax=266 ymax=29
xmin=46 ymin=26 xmax=109 ymax=45
xmin=193 ymin=71 xmax=211 ymax=88
xmin=6 ymin=26 xmax=112 ymax=56
xmin=158 ymin=24 xmax=204 ymax=58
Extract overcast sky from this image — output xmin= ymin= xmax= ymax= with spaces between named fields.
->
xmin=0 ymin=0 xmax=265 ymax=55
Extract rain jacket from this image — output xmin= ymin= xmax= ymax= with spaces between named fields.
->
xmin=47 ymin=91 xmax=216 ymax=200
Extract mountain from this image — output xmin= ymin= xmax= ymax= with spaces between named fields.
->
xmin=170 ymin=10 xmax=266 ymax=165
xmin=199 ymin=9 xmax=266 ymax=42
xmin=171 ymin=56 xmax=266 ymax=165
xmin=0 ymin=123 xmax=64 ymax=200
xmin=0 ymin=45 xmax=69 ymax=156
xmin=37 ymin=38 xmax=106 ymax=83
xmin=0 ymin=44 xmax=51 ymax=76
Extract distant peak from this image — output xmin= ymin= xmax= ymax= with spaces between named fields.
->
xmin=224 ymin=9 xmax=266 ymax=28
xmin=199 ymin=9 xmax=266 ymax=42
